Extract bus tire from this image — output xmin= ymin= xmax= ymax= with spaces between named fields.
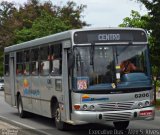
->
xmin=17 ymin=95 xmax=26 ymax=118
xmin=113 ymin=121 xmax=129 ymax=130
xmin=55 ymin=102 xmax=68 ymax=130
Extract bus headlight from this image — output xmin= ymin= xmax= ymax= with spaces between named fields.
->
xmin=138 ymin=102 xmax=144 ymax=108
xmin=145 ymin=101 xmax=150 ymax=106
xmin=83 ymin=104 xmax=88 ymax=110
xmin=90 ymin=105 xmax=95 ymax=110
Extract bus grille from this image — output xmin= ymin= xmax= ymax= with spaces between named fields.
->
xmin=98 ymin=101 xmax=134 ymax=111
xmin=103 ymin=112 xmax=132 ymax=121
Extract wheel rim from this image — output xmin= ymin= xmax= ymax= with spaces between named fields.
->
xmin=55 ymin=108 xmax=60 ymax=123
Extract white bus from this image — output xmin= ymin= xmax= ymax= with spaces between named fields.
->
xmin=4 ymin=28 xmax=155 ymax=130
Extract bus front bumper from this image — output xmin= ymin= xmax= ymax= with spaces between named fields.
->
xmin=71 ymin=107 xmax=155 ymax=125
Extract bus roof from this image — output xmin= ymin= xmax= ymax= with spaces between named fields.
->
xmin=4 ymin=30 xmax=73 ymax=53
xmin=4 ymin=27 xmax=146 ymax=53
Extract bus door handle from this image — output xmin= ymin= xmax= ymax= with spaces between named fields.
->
xmin=47 ymin=79 xmax=52 ymax=85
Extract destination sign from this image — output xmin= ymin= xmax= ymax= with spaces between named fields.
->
xmin=73 ymin=29 xmax=147 ymax=44
xmin=98 ymin=34 xmax=120 ymax=41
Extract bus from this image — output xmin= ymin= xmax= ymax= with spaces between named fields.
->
xmin=4 ymin=28 xmax=155 ymax=130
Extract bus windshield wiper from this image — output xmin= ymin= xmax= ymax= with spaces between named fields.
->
xmin=90 ymin=43 xmax=95 ymax=70
xmin=75 ymin=48 xmax=83 ymax=73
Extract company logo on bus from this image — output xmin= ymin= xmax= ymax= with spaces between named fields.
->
xmin=23 ymin=79 xmax=29 ymax=88
xmin=82 ymin=94 xmax=109 ymax=102
xmin=23 ymin=79 xmax=40 ymax=97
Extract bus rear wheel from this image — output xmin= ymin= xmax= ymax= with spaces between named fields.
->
xmin=17 ymin=95 xmax=27 ymax=118
xmin=113 ymin=121 xmax=129 ymax=130
xmin=54 ymin=102 xmax=68 ymax=130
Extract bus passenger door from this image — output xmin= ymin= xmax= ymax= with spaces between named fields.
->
xmin=9 ymin=53 xmax=16 ymax=106
xmin=61 ymin=40 xmax=71 ymax=122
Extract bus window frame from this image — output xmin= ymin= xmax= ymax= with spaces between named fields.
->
xmin=39 ymin=45 xmax=50 ymax=76
xmin=23 ymin=49 xmax=30 ymax=76
xmin=4 ymin=54 xmax=10 ymax=76
xmin=50 ymin=44 xmax=62 ymax=76
xmin=30 ymin=47 xmax=40 ymax=76
xmin=16 ymin=51 xmax=24 ymax=76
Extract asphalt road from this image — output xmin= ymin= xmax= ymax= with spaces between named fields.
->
xmin=0 ymin=91 xmax=160 ymax=135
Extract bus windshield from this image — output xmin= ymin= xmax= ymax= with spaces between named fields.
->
xmin=73 ymin=45 xmax=151 ymax=90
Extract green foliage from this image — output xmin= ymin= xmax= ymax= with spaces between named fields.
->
xmin=156 ymin=99 xmax=160 ymax=108
xmin=156 ymin=81 xmax=160 ymax=90
xmin=119 ymin=10 xmax=149 ymax=29
xmin=15 ymin=10 xmax=72 ymax=43
xmin=134 ymin=0 xmax=160 ymax=78
xmin=0 ymin=0 xmax=88 ymax=75
xmin=32 ymin=11 xmax=71 ymax=34
xmin=119 ymin=8 xmax=160 ymax=79
xmin=14 ymin=28 xmax=33 ymax=44
xmin=58 ymin=1 xmax=88 ymax=29
xmin=0 ymin=0 xmax=88 ymax=46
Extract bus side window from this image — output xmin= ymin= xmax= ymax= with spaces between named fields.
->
xmin=16 ymin=52 xmax=23 ymax=75
xmin=23 ymin=50 xmax=30 ymax=75
xmin=50 ymin=44 xmax=62 ymax=76
xmin=40 ymin=46 xmax=50 ymax=75
xmin=4 ymin=54 xmax=10 ymax=76
xmin=31 ymin=48 xmax=39 ymax=75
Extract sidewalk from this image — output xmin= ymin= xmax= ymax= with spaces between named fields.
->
xmin=0 ymin=119 xmax=18 ymax=129
xmin=0 ymin=119 xmax=42 ymax=135
xmin=0 ymin=120 xmax=21 ymax=135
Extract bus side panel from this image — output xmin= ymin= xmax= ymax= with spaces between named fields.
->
xmin=31 ymin=76 xmax=41 ymax=114
xmin=40 ymin=76 xmax=55 ymax=118
xmin=60 ymin=43 xmax=71 ymax=122
xmin=5 ymin=53 xmax=16 ymax=106
xmin=4 ymin=77 xmax=12 ymax=105
xmin=19 ymin=76 xmax=33 ymax=112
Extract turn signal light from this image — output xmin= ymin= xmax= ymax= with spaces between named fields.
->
xmin=73 ymin=105 xmax=80 ymax=110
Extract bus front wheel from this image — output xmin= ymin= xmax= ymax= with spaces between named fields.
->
xmin=113 ymin=121 xmax=129 ymax=130
xmin=17 ymin=95 xmax=26 ymax=118
xmin=55 ymin=102 xmax=68 ymax=130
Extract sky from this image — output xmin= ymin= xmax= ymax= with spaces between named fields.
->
xmin=3 ymin=0 xmax=147 ymax=27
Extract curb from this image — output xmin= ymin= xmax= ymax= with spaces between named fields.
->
xmin=0 ymin=116 xmax=51 ymax=135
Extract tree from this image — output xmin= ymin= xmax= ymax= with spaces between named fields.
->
xmin=0 ymin=0 xmax=88 ymax=76
xmin=139 ymin=0 xmax=160 ymax=104
xmin=15 ymin=10 xmax=72 ymax=43
xmin=134 ymin=0 xmax=160 ymax=78
xmin=0 ymin=0 xmax=88 ymax=46
xmin=13 ymin=0 xmax=88 ymax=43
xmin=58 ymin=1 xmax=87 ymax=29
xmin=119 ymin=9 xmax=159 ymax=77
xmin=0 ymin=1 xmax=17 ymax=48
xmin=0 ymin=1 xmax=18 ymax=76
xmin=120 ymin=3 xmax=160 ymax=103
xmin=119 ymin=10 xmax=149 ymax=29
